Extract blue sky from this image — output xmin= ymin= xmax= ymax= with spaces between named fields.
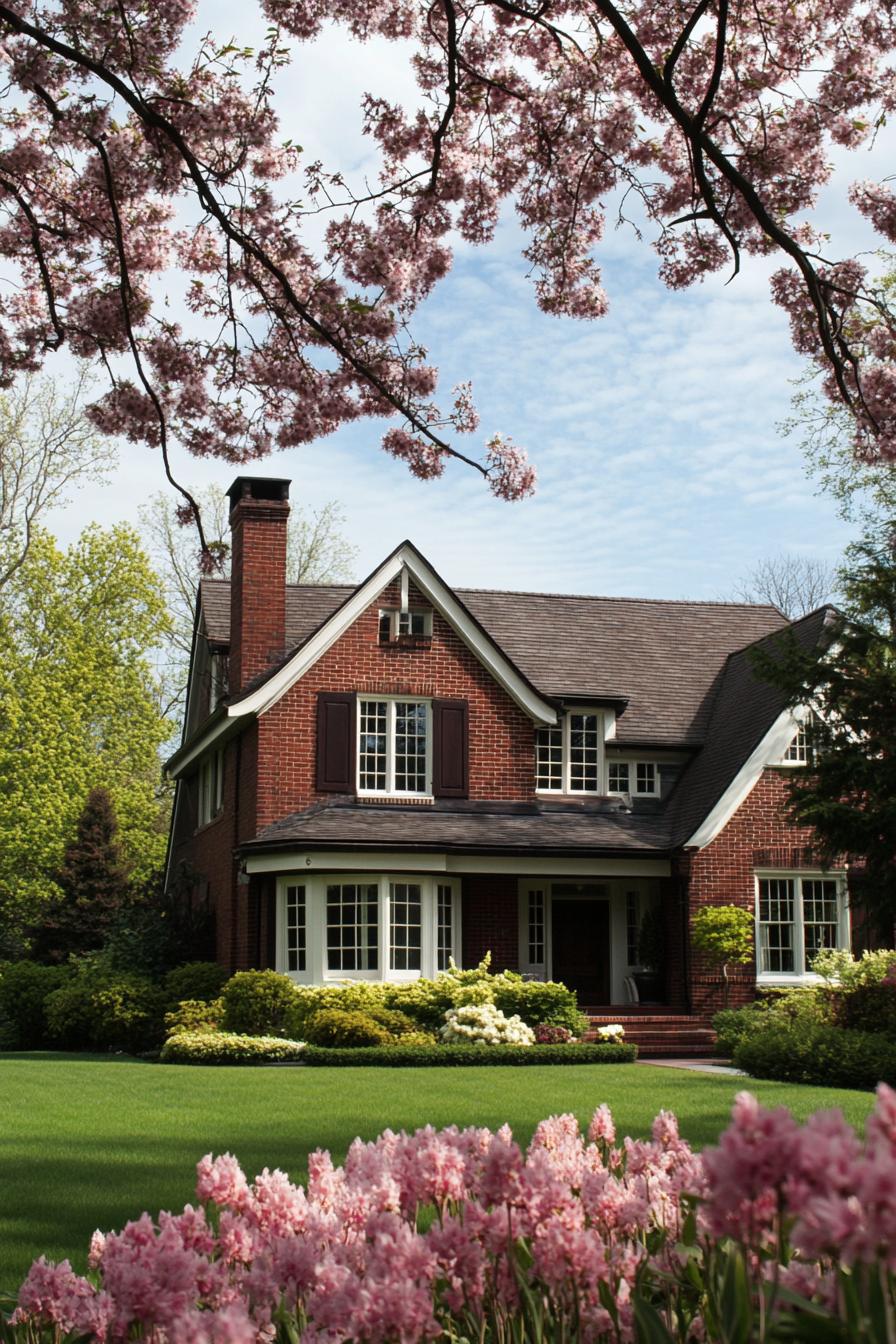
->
xmin=45 ymin=12 xmax=893 ymax=600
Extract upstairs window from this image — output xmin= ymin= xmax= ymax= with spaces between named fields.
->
xmin=607 ymin=759 xmax=660 ymax=797
xmin=358 ymin=697 xmax=430 ymax=796
xmin=209 ymin=652 xmax=229 ymax=714
xmin=378 ymin=609 xmax=432 ymax=642
xmin=535 ymin=712 xmax=602 ymax=793
xmin=779 ymin=723 xmax=811 ymax=765
xmin=198 ymin=749 xmax=224 ymax=825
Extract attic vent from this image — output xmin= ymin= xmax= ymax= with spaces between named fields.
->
xmin=378 ymin=609 xmax=432 ymax=643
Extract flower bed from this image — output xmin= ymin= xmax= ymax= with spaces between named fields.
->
xmin=159 ymin=1031 xmax=305 ymax=1065
xmin=302 ymin=1042 xmax=636 ymax=1066
xmin=9 ymin=1087 xmax=896 ymax=1342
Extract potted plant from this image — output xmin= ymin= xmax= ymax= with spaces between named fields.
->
xmin=633 ymin=906 xmax=666 ymax=1003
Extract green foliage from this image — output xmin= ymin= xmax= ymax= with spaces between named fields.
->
xmin=30 ymin=787 xmax=133 ymax=963
xmin=160 ymin=1031 xmax=305 ymax=1065
xmin=44 ymin=962 xmax=166 ymax=1054
xmin=734 ymin=1021 xmax=896 ymax=1090
xmin=0 ymin=526 xmax=172 ymax=945
xmin=0 ymin=961 xmax=71 ymax=1049
xmin=164 ymin=998 xmax=224 ymax=1036
xmin=712 ymin=989 xmax=830 ymax=1057
xmin=302 ymin=1042 xmax=638 ymax=1067
xmin=751 ymin=535 xmax=896 ymax=922
xmin=221 ymin=969 xmax=302 ymax=1037
xmin=813 ymin=947 xmax=896 ymax=990
xmin=163 ymin=961 xmax=229 ymax=1008
xmin=303 ymin=1009 xmax=395 ymax=1047
xmin=692 ymin=906 xmax=754 ymax=967
xmin=837 ymin=982 xmax=896 ymax=1039
xmin=100 ymin=868 xmax=216 ymax=979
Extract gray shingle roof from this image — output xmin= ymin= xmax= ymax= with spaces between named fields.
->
xmin=199 ymin=578 xmax=786 ymax=746
xmin=668 ymin=606 xmax=835 ymax=846
xmin=245 ymin=798 xmax=671 ymax=855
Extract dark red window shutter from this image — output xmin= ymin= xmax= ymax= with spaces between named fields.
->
xmin=316 ymin=692 xmax=355 ymax=792
xmin=432 ymin=699 xmax=468 ymax=798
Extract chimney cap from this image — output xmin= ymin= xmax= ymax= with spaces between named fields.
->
xmin=226 ymin=476 xmax=291 ymax=507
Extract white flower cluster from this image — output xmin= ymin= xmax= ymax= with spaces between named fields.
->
xmin=597 ymin=1023 xmax=625 ymax=1041
xmin=440 ymin=1002 xmax=535 ymax=1046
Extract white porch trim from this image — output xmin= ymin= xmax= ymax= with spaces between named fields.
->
xmin=245 ymin=849 xmax=671 ymax=878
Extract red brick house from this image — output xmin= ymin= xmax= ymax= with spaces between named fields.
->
xmin=165 ymin=475 xmax=850 ymax=1026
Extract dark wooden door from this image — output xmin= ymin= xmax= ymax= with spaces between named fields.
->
xmin=551 ymin=900 xmax=610 ymax=1002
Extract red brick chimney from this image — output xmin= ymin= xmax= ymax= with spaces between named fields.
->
xmin=226 ymin=476 xmax=291 ymax=693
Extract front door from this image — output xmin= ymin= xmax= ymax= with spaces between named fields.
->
xmin=551 ymin=898 xmax=610 ymax=1002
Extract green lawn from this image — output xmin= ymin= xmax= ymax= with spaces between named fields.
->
xmin=0 ymin=1053 xmax=877 ymax=1293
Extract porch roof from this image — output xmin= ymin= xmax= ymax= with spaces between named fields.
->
xmin=242 ymin=798 xmax=672 ymax=857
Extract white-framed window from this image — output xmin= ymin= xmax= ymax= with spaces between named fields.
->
xmin=535 ymin=711 xmax=603 ymax=794
xmin=606 ymin=759 xmax=660 ymax=797
xmin=378 ymin=609 xmax=433 ymax=642
xmin=779 ymin=723 xmax=810 ymax=765
xmin=277 ymin=874 xmax=461 ymax=983
xmin=755 ymin=873 xmax=848 ymax=980
xmin=197 ymin=749 xmax=224 ymax=825
xmin=209 ymin=652 xmax=229 ymax=714
xmin=357 ymin=697 xmax=431 ymax=796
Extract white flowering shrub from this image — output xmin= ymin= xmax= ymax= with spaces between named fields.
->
xmin=440 ymin=1002 xmax=535 ymax=1046
xmin=597 ymin=1023 xmax=625 ymax=1041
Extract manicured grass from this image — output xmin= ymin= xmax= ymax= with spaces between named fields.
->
xmin=0 ymin=1052 xmax=876 ymax=1293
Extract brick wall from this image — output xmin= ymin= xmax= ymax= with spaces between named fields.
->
xmin=685 ymin=768 xmax=820 ymax=1014
xmin=462 ymin=876 xmax=520 ymax=971
xmin=255 ymin=581 xmax=535 ymax=827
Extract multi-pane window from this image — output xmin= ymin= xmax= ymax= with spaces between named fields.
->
xmin=781 ymin=724 xmax=810 ymax=764
xmin=198 ymin=749 xmax=224 ymax=825
xmin=358 ymin=698 xmax=429 ymax=795
xmin=569 ymin=714 xmax=600 ymax=790
xmin=534 ymin=712 xmax=603 ymax=793
xmin=626 ymin=891 xmax=640 ymax=965
xmin=390 ymin=882 xmax=422 ymax=971
xmin=326 ymin=882 xmax=379 ymax=972
xmin=527 ymin=889 xmax=546 ymax=964
xmin=285 ymin=885 xmax=306 ymax=973
xmin=437 ymin=884 xmax=454 ymax=971
xmin=379 ymin=609 xmax=432 ymax=642
xmin=607 ymin=760 xmax=660 ymax=796
xmin=359 ymin=700 xmax=387 ymax=791
xmin=535 ymin=727 xmax=563 ymax=790
xmin=209 ymin=653 xmax=229 ymax=714
xmin=757 ymin=875 xmax=846 ymax=976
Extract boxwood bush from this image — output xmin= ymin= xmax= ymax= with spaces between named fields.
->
xmin=163 ymin=961 xmax=230 ymax=1009
xmin=220 ymin=969 xmax=302 ymax=1037
xmin=0 ymin=961 xmax=72 ymax=1049
xmin=303 ymin=1009 xmax=395 ymax=1047
xmin=734 ymin=1021 xmax=896 ymax=1091
xmin=45 ymin=966 xmax=166 ymax=1054
xmin=160 ymin=1030 xmax=306 ymax=1065
xmin=303 ymin=1042 xmax=637 ymax=1067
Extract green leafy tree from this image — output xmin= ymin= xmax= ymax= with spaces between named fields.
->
xmin=692 ymin=906 xmax=755 ymax=1008
xmin=0 ymin=525 xmax=171 ymax=949
xmin=753 ymin=535 xmax=896 ymax=927
xmin=31 ymin=786 xmax=132 ymax=963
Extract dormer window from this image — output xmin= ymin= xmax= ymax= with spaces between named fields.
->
xmin=779 ymin=723 xmax=811 ymax=765
xmin=607 ymin=760 xmax=660 ymax=797
xmin=535 ymin=712 xmax=603 ymax=793
xmin=378 ymin=609 xmax=433 ymax=642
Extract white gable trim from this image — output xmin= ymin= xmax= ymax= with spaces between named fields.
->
xmin=684 ymin=706 xmax=807 ymax=850
xmin=227 ymin=544 xmax=558 ymax=725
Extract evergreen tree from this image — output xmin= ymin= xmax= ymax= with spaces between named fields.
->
xmin=753 ymin=535 xmax=896 ymax=928
xmin=32 ymin=787 xmax=132 ymax=962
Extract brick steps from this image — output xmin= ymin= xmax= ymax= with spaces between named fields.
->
xmin=585 ymin=1012 xmax=717 ymax=1058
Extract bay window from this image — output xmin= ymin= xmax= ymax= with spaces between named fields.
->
xmin=358 ymin=698 xmax=430 ymax=796
xmin=277 ymin=874 xmax=460 ymax=982
xmin=756 ymin=873 xmax=848 ymax=979
xmin=535 ymin=711 xmax=603 ymax=793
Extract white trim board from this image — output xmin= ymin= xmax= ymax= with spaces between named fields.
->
xmin=684 ymin=707 xmax=807 ymax=849
xmin=168 ymin=544 xmax=558 ymax=779
xmin=244 ymin=850 xmax=671 ymax=878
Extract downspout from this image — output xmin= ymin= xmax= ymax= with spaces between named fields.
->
xmin=230 ymin=729 xmax=242 ymax=972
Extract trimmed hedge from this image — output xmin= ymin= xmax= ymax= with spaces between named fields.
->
xmin=0 ymin=962 xmax=71 ymax=1049
xmin=45 ymin=968 xmax=166 ymax=1054
xmin=160 ymin=1030 xmax=306 ymax=1065
xmin=162 ymin=961 xmax=230 ymax=1009
xmin=302 ymin=1043 xmax=637 ymax=1067
xmin=221 ymin=969 xmax=300 ymax=1037
xmin=734 ymin=1022 xmax=896 ymax=1091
